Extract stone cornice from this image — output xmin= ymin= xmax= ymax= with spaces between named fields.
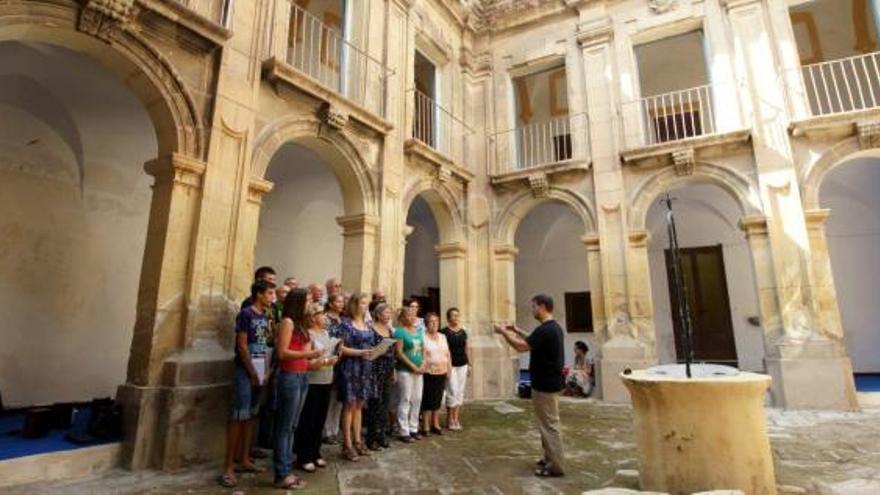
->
xmin=804 ymin=208 xmax=831 ymax=229
xmin=582 ymin=234 xmax=600 ymax=251
xmin=262 ymin=57 xmax=394 ymax=136
xmin=144 ymin=153 xmax=207 ymax=188
xmin=739 ymin=215 xmax=769 ymax=237
xmin=336 ymin=214 xmax=382 ymax=235
xmin=435 ymin=242 xmax=468 ymax=259
xmin=139 ymin=0 xmax=232 ymax=45
xmin=493 ymin=244 xmax=519 ymax=259
xmin=576 ymin=16 xmax=614 ymax=48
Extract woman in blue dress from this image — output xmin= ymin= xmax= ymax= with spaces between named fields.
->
xmin=337 ymin=292 xmax=377 ymax=461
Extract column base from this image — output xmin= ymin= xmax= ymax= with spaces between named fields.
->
xmin=468 ymin=334 xmax=519 ymax=399
xmin=596 ymin=337 xmax=657 ymax=403
xmin=117 ymin=337 xmax=233 ymax=470
xmin=765 ymin=346 xmax=857 ymax=410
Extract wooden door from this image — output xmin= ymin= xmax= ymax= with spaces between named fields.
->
xmin=665 ymin=244 xmax=738 ymax=365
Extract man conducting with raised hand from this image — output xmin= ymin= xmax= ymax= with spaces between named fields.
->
xmin=493 ymin=294 xmax=566 ymax=478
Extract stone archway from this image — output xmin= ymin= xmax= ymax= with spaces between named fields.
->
xmin=244 ymin=117 xmax=380 ymax=295
xmin=400 ymin=179 xmax=467 ymax=322
xmin=810 ymin=143 xmax=880 ymax=376
xmin=493 ymin=188 xmax=597 ymax=317
xmin=0 ymin=7 xmax=211 ymax=470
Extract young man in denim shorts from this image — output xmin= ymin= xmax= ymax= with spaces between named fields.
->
xmin=219 ymin=279 xmax=276 ymax=487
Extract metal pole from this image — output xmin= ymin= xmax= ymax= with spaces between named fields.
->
xmin=663 ymin=192 xmax=694 ymax=378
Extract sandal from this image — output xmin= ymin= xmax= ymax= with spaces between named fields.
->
xmin=343 ymin=447 xmax=360 ymax=462
xmin=534 ymin=466 xmax=564 ymax=478
xmin=217 ymin=473 xmax=237 ymax=488
xmin=274 ymin=475 xmax=308 ymax=489
xmin=356 ymin=443 xmax=371 ymax=456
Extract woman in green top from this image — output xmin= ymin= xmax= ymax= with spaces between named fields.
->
xmin=393 ymin=309 xmax=425 ymax=442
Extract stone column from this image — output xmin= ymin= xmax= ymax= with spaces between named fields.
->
xmin=577 ymin=11 xmax=656 ymax=403
xmin=804 ymin=209 xmax=846 ymax=344
xmin=118 ymin=153 xmax=235 ymax=470
xmin=583 ymin=234 xmax=606 ymax=342
xmin=230 ymin=178 xmax=275 ymax=300
xmin=466 ymin=243 xmax=519 ymax=400
xmin=724 ymin=0 xmax=857 ymax=409
xmin=436 ymin=242 xmax=468 ymax=316
xmin=337 ymin=213 xmax=381 ymax=293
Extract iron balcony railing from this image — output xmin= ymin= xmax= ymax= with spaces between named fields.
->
xmin=795 ymin=51 xmax=880 ymax=117
xmin=173 ymin=0 xmax=233 ymax=28
xmin=412 ymin=89 xmax=471 ymax=165
xmin=487 ymin=113 xmax=589 ymax=174
xmin=622 ymin=84 xmax=717 ymax=148
xmin=265 ymin=1 xmax=389 ymax=118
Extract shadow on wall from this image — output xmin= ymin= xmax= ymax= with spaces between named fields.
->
xmin=0 ymin=41 xmax=157 ymax=407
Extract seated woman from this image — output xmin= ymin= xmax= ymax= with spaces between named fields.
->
xmin=565 ymin=341 xmax=593 ymax=397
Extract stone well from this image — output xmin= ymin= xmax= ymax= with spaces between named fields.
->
xmin=621 ymin=365 xmax=776 ymax=495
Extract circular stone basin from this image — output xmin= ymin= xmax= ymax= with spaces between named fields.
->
xmin=621 ymin=364 xmax=776 ymax=495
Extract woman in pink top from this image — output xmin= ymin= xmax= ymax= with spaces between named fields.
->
xmin=419 ymin=313 xmax=450 ymax=435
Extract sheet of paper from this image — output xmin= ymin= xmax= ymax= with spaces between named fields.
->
xmin=252 ymin=357 xmax=267 ymax=385
xmin=364 ymin=338 xmax=396 ymax=361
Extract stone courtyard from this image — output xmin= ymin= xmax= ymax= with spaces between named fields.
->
xmin=7 ymin=398 xmax=880 ymax=495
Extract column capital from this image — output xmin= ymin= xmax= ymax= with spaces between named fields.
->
xmin=576 ymin=16 xmax=613 ymax=48
xmin=804 ymin=208 xmax=831 ymax=230
xmin=435 ymin=242 xmax=467 ymax=260
xmin=582 ymin=234 xmax=601 ymax=251
xmin=247 ymin=177 xmax=274 ymax=204
xmin=336 ymin=214 xmax=381 ymax=236
xmin=143 ymin=153 xmax=206 ymax=189
xmin=493 ymin=244 xmax=519 ymax=261
xmin=738 ymin=215 xmax=769 ymax=237
xmin=628 ymin=230 xmax=650 ymax=248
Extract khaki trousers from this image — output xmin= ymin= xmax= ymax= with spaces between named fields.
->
xmin=532 ymin=390 xmax=565 ymax=474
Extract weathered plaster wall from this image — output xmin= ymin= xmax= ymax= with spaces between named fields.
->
xmin=514 ymin=202 xmax=593 ymax=369
xmin=403 ymin=195 xmax=440 ymax=300
xmin=821 ymin=157 xmax=880 ymax=373
xmin=0 ymin=41 xmax=155 ymax=407
xmin=255 ymin=143 xmax=345 ymax=286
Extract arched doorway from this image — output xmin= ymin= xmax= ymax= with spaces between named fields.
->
xmin=0 ymin=41 xmax=157 ymax=407
xmin=401 ymin=188 xmax=464 ymax=324
xmin=644 ymin=183 xmax=763 ymax=370
xmin=255 ymin=142 xmax=345 ymax=288
xmin=820 ymin=155 xmax=880 ymax=374
xmin=513 ymin=201 xmax=592 ymax=370
xmin=403 ymin=195 xmax=441 ymax=314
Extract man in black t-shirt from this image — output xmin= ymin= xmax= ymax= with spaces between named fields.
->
xmin=494 ymin=294 xmax=565 ymax=477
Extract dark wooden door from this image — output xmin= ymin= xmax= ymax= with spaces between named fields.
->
xmin=665 ymin=244 xmax=738 ymax=365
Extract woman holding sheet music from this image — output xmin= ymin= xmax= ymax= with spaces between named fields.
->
xmin=337 ymin=292 xmax=379 ymax=461
xmin=365 ymin=303 xmax=397 ymax=450
xmin=293 ymin=302 xmax=339 ymax=472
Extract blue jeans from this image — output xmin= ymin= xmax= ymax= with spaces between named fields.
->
xmin=273 ymin=371 xmax=309 ymax=482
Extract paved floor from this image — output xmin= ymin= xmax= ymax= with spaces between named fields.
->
xmin=6 ymin=398 xmax=880 ymax=494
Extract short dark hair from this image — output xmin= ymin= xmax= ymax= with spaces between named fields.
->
xmin=251 ymin=279 xmax=276 ymax=298
xmin=531 ymin=294 xmax=554 ymax=312
xmin=254 ymin=266 xmax=276 ymax=281
xmin=446 ymin=307 xmax=460 ymax=320
xmin=575 ymin=341 xmax=589 ymax=353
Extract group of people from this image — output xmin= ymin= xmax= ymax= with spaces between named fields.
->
xmin=219 ymin=267 xmax=473 ymax=490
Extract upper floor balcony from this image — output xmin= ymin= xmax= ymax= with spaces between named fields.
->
xmin=262 ymin=0 xmax=390 ymax=127
xmin=785 ymin=0 xmax=880 ymax=133
xmin=487 ymin=113 xmax=590 ymax=176
xmin=790 ymin=50 xmax=880 ymax=119
xmin=622 ymin=84 xmax=719 ymax=148
xmin=408 ymin=89 xmax=472 ymax=171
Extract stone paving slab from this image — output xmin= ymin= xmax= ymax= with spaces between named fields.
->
xmin=5 ymin=399 xmax=880 ymax=495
